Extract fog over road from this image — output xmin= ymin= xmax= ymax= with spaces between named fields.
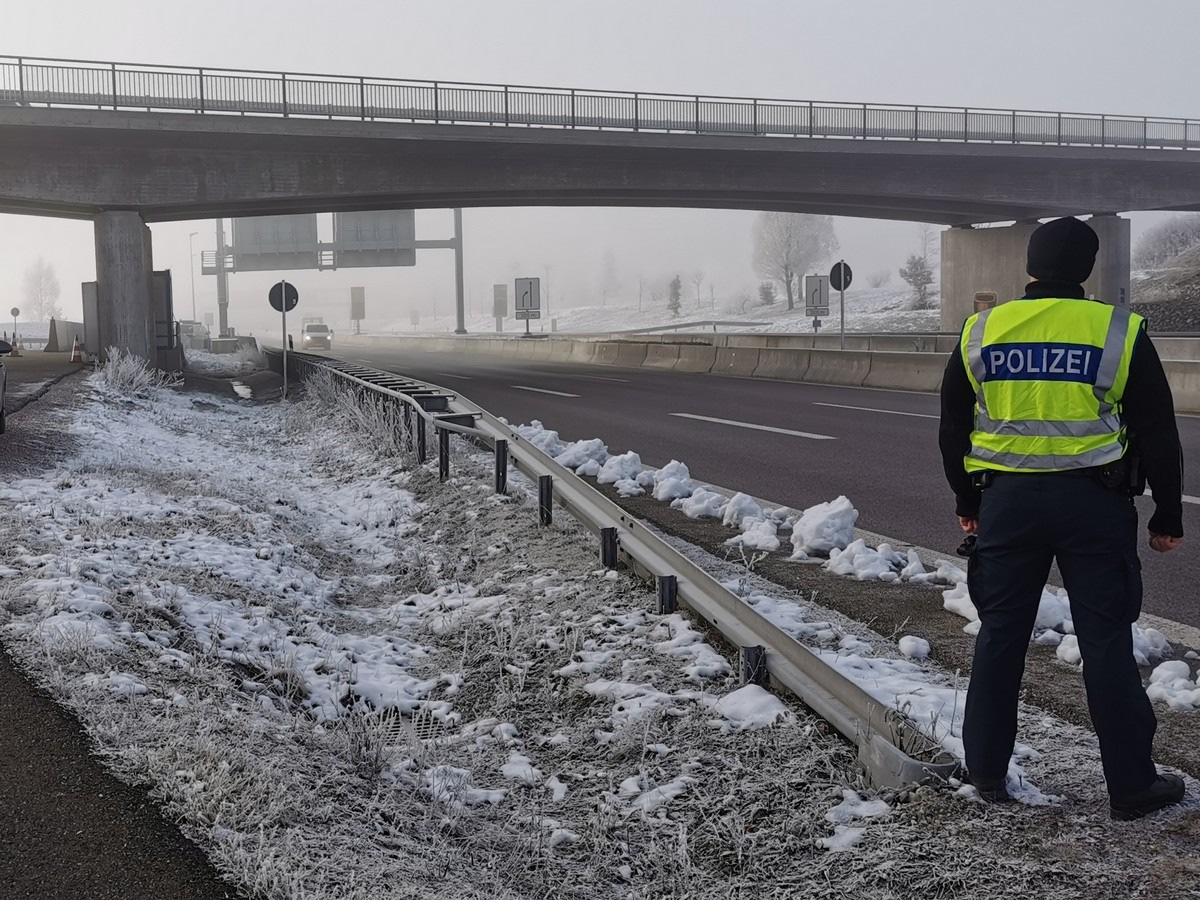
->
xmin=332 ymin=345 xmax=1200 ymax=630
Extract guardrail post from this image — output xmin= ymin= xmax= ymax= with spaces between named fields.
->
xmin=963 ymin=107 xmax=968 ymax=142
xmin=538 ymin=475 xmax=553 ymax=525
xmin=633 ymin=92 xmax=639 ymax=131
xmin=416 ymin=415 xmax=427 ymax=463
xmin=809 ymin=100 xmax=814 ymax=138
xmin=753 ymin=98 xmax=759 ymax=135
xmin=656 ymin=575 xmax=678 ymax=614
xmin=600 ymin=527 xmax=619 ymax=569
xmin=861 ymin=103 xmax=867 ymax=139
xmin=570 ymin=88 xmax=576 ymax=128
xmin=695 ymin=95 xmax=700 ymax=133
xmin=494 ymin=439 xmax=508 ymax=493
xmin=503 ymin=85 xmax=509 ymax=125
xmin=433 ymin=81 xmax=440 ymax=123
xmin=111 ymin=62 xmax=118 ymax=109
xmin=1011 ymin=110 xmax=1016 ymax=143
xmin=438 ymin=427 xmax=450 ymax=481
xmin=18 ymin=57 xmax=25 ymax=105
xmin=1100 ymin=114 xmax=1106 ymax=146
xmin=1143 ymin=116 xmax=1148 ymax=149
xmin=359 ymin=76 xmax=366 ymax=120
xmin=281 ymin=72 xmax=288 ymax=117
xmin=198 ymin=67 xmax=205 ymax=112
xmin=913 ymin=105 xmax=919 ymax=140
xmin=1057 ymin=111 xmax=1062 ymax=144
xmin=741 ymin=645 xmax=768 ymax=686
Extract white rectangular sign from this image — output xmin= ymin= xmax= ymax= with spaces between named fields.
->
xmin=515 ymin=277 xmax=541 ymax=312
xmin=804 ymin=274 xmax=830 ymax=316
xmin=493 ymin=284 xmax=508 ymax=317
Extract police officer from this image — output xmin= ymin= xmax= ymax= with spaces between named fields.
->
xmin=939 ymin=216 xmax=1185 ymax=820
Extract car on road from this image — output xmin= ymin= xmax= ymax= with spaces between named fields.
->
xmin=0 ymin=338 xmax=11 ymax=434
xmin=178 ymin=320 xmax=212 ymax=352
xmin=301 ymin=323 xmax=333 ymax=350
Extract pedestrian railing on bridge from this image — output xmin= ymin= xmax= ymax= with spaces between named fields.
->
xmin=1 ymin=54 xmax=1197 ymax=150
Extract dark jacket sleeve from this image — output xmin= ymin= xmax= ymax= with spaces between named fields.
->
xmin=938 ymin=350 xmax=982 ymax=518
xmin=1123 ymin=330 xmax=1184 ymax=537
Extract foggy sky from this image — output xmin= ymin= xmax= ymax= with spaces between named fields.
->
xmin=3 ymin=0 xmax=1197 ymax=332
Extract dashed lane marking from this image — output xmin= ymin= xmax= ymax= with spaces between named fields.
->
xmin=669 ymin=412 xmax=836 ymax=441
xmin=512 ymin=385 xmax=581 ymax=398
xmin=437 ymin=373 xmax=473 ymax=380
xmin=813 ymin=401 xmax=938 ymax=420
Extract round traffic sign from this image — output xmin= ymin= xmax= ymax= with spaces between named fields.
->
xmin=829 ymin=262 xmax=853 ymax=292
xmin=9 ymin=307 xmax=18 ymax=318
xmin=268 ymin=281 xmax=299 ymax=313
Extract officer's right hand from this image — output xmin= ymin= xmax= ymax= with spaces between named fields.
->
xmin=1149 ymin=533 xmax=1183 ymax=553
xmin=958 ymin=516 xmax=979 ymax=535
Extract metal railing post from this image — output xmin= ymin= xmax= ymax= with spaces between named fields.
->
xmin=633 ymin=92 xmax=639 ymax=131
xmin=1100 ymin=114 xmax=1106 ymax=146
xmin=570 ymin=88 xmax=575 ymax=128
xmin=657 ymin=575 xmax=678 ymax=614
xmin=913 ymin=105 xmax=919 ymax=140
xmin=753 ymin=98 xmax=759 ymax=135
xmin=861 ymin=103 xmax=867 ymax=139
xmin=433 ymin=81 xmax=440 ymax=123
xmin=538 ymin=475 xmax=553 ymax=525
xmin=809 ymin=100 xmax=814 ymax=138
xmin=1011 ymin=110 xmax=1016 ymax=143
xmin=494 ymin=439 xmax=508 ymax=494
xmin=741 ymin=645 xmax=768 ymax=686
xmin=963 ymin=107 xmax=968 ymax=142
xmin=359 ymin=76 xmax=365 ymax=120
xmin=1057 ymin=111 xmax=1062 ymax=144
xmin=503 ymin=84 xmax=509 ymax=125
xmin=17 ymin=57 xmax=24 ymax=105
xmin=600 ymin=527 xmax=619 ymax=569
xmin=198 ymin=67 xmax=205 ymax=112
xmin=1143 ymin=116 xmax=1148 ymax=148
xmin=438 ymin=427 xmax=450 ymax=481
xmin=281 ymin=72 xmax=288 ymax=117
xmin=695 ymin=95 xmax=700 ymax=133
xmin=416 ymin=415 xmax=427 ymax=463
xmin=111 ymin=62 xmax=118 ymax=109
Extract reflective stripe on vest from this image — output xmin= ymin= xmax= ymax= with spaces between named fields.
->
xmin=959 ymin=299 xmax=1142 ymax=473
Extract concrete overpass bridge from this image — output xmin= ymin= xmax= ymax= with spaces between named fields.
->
xmin=2 ymin=54 xmax=1199 ymax=356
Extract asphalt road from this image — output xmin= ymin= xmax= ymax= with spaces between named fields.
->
xmin=330 ymin=344 xmax=1200 ymax=629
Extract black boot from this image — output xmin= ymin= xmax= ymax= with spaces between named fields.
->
xmin=969 ymin=775 xmax=1013 ymax=804
xmin=1110 ymin=774 xmax=1186 ymax=821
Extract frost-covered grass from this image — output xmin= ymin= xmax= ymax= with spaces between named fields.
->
xmin=185 ymin=344 xmax=268 ymax=377
xmin=96 ymin=347 xmax=180 ymax=396
xmin=0 ymin=374 xmax=1196 ymax=898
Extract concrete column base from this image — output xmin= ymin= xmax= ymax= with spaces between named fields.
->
xmin=940 ymin=216 xmax=1131 ymax=332
xmin=94 ymin=211 xmax=155 ymax=361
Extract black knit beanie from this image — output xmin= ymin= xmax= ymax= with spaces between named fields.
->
xmin=1026 ymin=217 xmax=1099 ymax=284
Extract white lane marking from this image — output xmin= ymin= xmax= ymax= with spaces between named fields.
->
xmin=670 ymin=412 xmax=836 ymax=441
xmin=1142 ymin=488 xmax=1200 ymax=506
xmin=814 ymin=401 xmax=938 ymax=420
xmin=437 ymin=372 xmax=473 ymax=380
xmin=570 ymin=374 xmax=631 ymax=383
xmin=512 ymin=385 xmax=581 ymax=398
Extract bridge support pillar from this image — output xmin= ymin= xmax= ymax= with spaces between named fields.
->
xmin=94 ymin=211 xmax=156 ymax=361
xmin=940 ymin=216 xmax=1130 ymax=331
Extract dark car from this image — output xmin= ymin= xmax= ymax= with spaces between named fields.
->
xmin=301 ymin=323 xmax=333 ymax=350
xmin=0 ymin=338 xmax=11 ymax=434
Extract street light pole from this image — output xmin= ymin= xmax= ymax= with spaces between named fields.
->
xmin=188 ymin=231 xmax=199 ymax=321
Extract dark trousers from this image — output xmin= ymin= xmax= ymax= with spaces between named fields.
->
xmin=963 ymin=472 xmax=1158 ymax=797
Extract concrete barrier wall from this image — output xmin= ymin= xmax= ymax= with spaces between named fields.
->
xmin=674 ymin=345 xmax=717 ymax=373
xmin=1162 ymin=361 xmax=1200 ymax=413
xmin=569 ymin=342 xmax=597 ymax=364
xmin=814 ymin=335 xmax=872 ymax=351
xmin=592 ymin=342 xmax=622 ymax=365
xmin=804 ymin=349 xmax=874 ymax=387
xmin=549 ymin=341 xmax=574 ymax=362
xmin=862 ymin=351 xmax=946 ymax=392
xmin=1152 ymin=337 xmax=1200 ymax=361
xmin=643 ymin=344 xmax=682 ymax=368
xmin=752 ymin=348 xmax=811 ymax=381
xmin=614 ymin=342 xmax=649 ymax=368
xmin=870 ymin=335 xmax=937 ymax=353
xmin=711 ymin=347 xmax=761 ymax=377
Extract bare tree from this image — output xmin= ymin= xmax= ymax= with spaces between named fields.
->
xmin=690 ymin=271 xmax=705 ymax=308
xmin=867 ymin=270 xmax=893 ymax=289
xmin=22 ymin=257 xmax=62 ymax=322
xmin=1133 ymin=213 xmax=1200 ymax=269
xmin=752 ymin=213 xmax=839 ymax=310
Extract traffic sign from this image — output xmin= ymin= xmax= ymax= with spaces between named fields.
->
xmin=830 ymin=261 xmax=852 ymax=292
xmin=269 ymin=281 xmax=299 ymax=312
xmin=515 ymin=277 xmax=541 ymax=312
xmin=804 ymin=275 xmax=830 ymax=317
xmin=493 ymin=284 xmax=508 ymax=317
xmin=9 ymin=307 xmax=18 ymax=318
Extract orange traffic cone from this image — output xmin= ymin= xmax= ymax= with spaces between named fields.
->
xmin=70 ymin=336 xmax=83 ymax=363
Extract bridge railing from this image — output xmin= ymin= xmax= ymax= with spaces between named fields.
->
xmin=1 ymin=54 xmax=1197 ymax=150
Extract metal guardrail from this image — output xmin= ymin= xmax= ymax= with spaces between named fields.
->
xmin=2 ymin=53 xmax=1197 ymax=150
xmin=274 ymin=349 xmax=960 ymax=788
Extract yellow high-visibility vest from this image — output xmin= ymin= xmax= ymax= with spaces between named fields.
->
xmin=959 ymin=298 xmax=1143 ymax=473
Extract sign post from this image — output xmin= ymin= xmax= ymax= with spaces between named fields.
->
xmin=803 ymin=276 xmax=830 ymax=333
xmin=9 ymin=307 xmax=18 ymax=343
xmin=514 ymin=277 xmax=541 ymax=337
xmin=268 ymin=280 xmax=299 ymax=399
xmin=830 ymin=261 xmax=853 ymax=349
xmin=493 ymin=284 xmax=508 ymax=334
